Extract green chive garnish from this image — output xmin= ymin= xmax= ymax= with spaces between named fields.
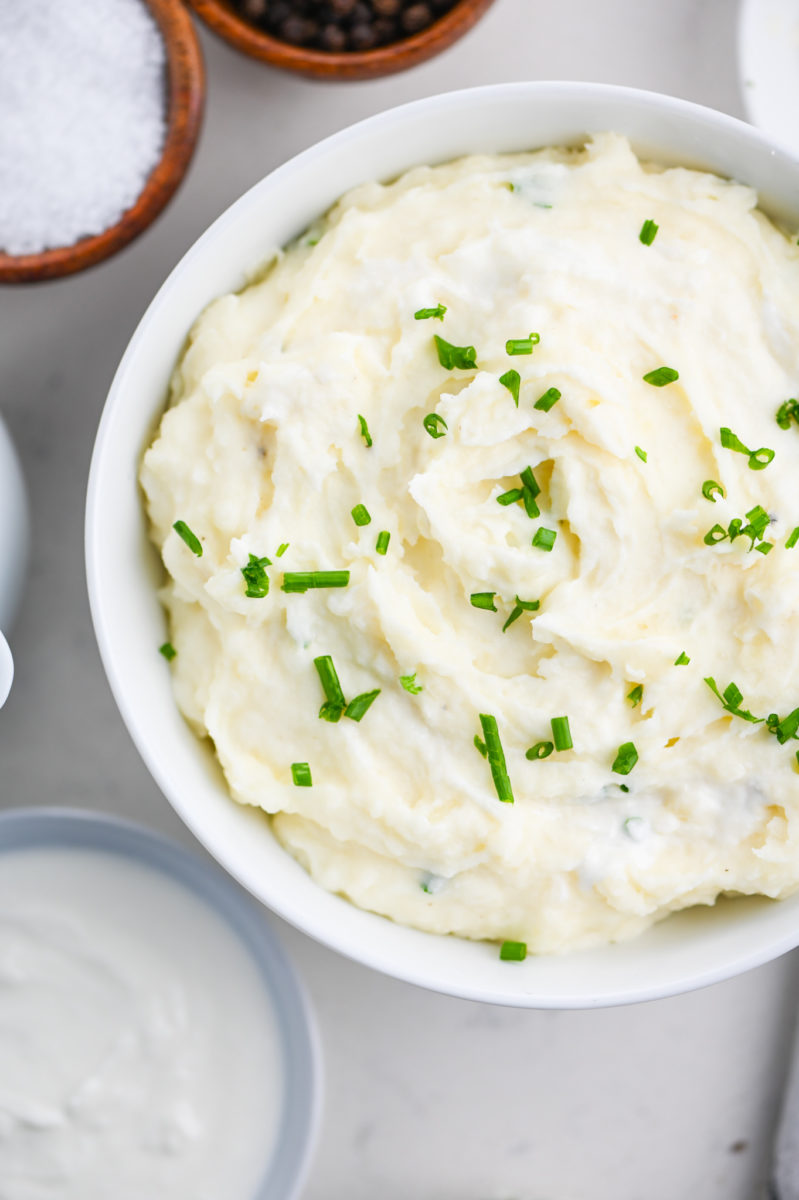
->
xmin=344 ymin=689 xmax=381 ymax=722
xmin=497 ymin=487 xmax=523 ymax=506
xmin=499 ymin=940 xmax=527 ymax=961
xmin=502 ymin=596 xmax=540 ymax=632
xmin=612 ymin=742 xmax=638 ymax=775
xmin=505 ymin=333 xmax=540 ymax=356
xmin=534 ymin=387 xmax=561 ymax=413
xmin=643 ymin=367 xmax=679 ymax=387
xmin=499 ymin=369 xmax=521 ymax=406
xmin=474 ymin=735 xmax=488 ymax=758
xmin=674 ymin=651 xmax=690 ymax=665
xmin=702 ymin=480 xmax=725 ymax=502
xmin=755 ymin=542 xmax=774 ymax=555
xmin=351 ymin=504 xmax=371 ymax=527
xmin=276 ymin=542 xmax=289 ymax=557
xmin=639 ymin=218 xmax=659 ymax=245
xmin=357 ymin=414 xmax=372 ymax=447
xmin=704 ymin=524 xmax=728 ymax=545
xmin=519 ymin=465 xmax=541 ymax=518
xmin=551 ymin=716 xmax=573 ymax=752
xmin=776 ymin=399 xmax=799 ymax=430
xmin=314 ymin=655 xmax=347 ymax=723
xmin=415 ymin=304 xmax=447 ymax=321
xmin=786 ymin=527 xmax=799 ymax=549
xmin=532 ymin=527 xmax=557 ymax=551
xmin=525 ymin=741 xmax=554 ymax=760
xmin=400 ymin=672 xmax=422 ymax=694
xmin=470 ymin=592 xmax=497 ymax=612
xmin=282 ymin=571 xmax=350 ymax=593
xmin=720 ymin=427 xmax=775 ymax=471
xmin=423 ymin=413 xmax=448 ymax=439
xmin=766 ymin=707 xmax=799 ymax=744
xmin=434 ymin=335 xmax=477 ymax=370
xmin=291 ymin=762 xmax=312 ymax=787
xmin=173 ymin=519 xmax=202 ymax=557
xmin=241 ymin=553 xmax=271 ymax=598
xmin=479 ymin=714 xmax=514 ymax=804
xmin=634 ymin=446 xmax=647 ymax=462
xmin=159 ymin=641 xmax=176 ymax=661
xmin=704 ymin=677 xmax=764 ymax=724
xmin=627 ymin=684 xmax=643 ymax=708
xmin=376 ymin=530 xmax=390 ymax=555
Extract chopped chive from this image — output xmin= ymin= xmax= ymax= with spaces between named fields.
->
xmin=497 ymin=487 xmax=524 ymax=506
xmin=357 ymin=414 xmax=372 ymax=447
xmin=704 ymin=524 xmax=728 ymax=545
xmin=612 ymin=742 xmax=639 ymax=775
xmin=634 ymin=445 xmax=648 ymax=462
xmin=519 ymin=465 xmax=541 ymax=518
xmin=344 ymin=689 xmax=381 ymax=722
xmin=479 ymin=714 xmax=514 ymax=804
xmin=376 ymin=530 xmax=390 ymax=555
xmin=627 ymin=684 xmax=643 ymax=708
xmin=502 ymin=595 xmax=540 ymax=633
xmin=291 ymin=762 xmax=312 ymax=787
xmin=423 ymin=413 xmax=448 ymax=439
xmin=351 ymin=503 xmax=371 ymax=527
xmin=704 ymin=676 xmax=764 ymax=724
xmin=720 ymin=427 xmax=775 ymax=471
xmin=415 ymin=304 xmax=447 ymax=321
xmin=159 ymin=641 xmax=176 ymax=661
xmin=173 ymin=519 xmax=202 ymax=557
xmin=519 ymin=466 xmax=541 ymax=499
xmin=639 ymin=218 xmax=659 ymax=245
xmin=241 ymin=553 xmax=271 ymax=598
xmin=534 ymin=386 xmax=562 ymax=413
xmin=499 ymin=369 xmax=521 ymax=406
xmin=532 ymin=527 xmax=557 ymax=551
xmin=702 ymin=480 xmax=725 ymax=502
xmin=470 ymin=592 xmax=497 ymax=612
xmin=505 ymin=333 xmax=540 ymax=356
xmin=434 ymin=335 xmax=477 ymax=370
xmin=755 ymin=541 xmax=774 ymax=555
xmin=474 ymin=735 xmax=488 ymax=758
xmin=766 ymin=707 xmax=799 ymax=744
xmin=314 ymin=655 xmax=347 ymax=723
xmin=776 ymin=399 xmax=799 ymax=429
xmin=499 ymin=940 xmax=527 ymax=961
xmin=786 ymin=527 xmax=799 ymax=549
xmin=674 ymin=651 xmax=690 ymax=665
xmin=282 ymin=570 xmax=350 ymax=593
xmin=526 ymin=741 xmax=554 ymax=760
xmin=400 ymin=672 xmax=423 ymax=695
xmin=551 ymin=716 xmax=573 ymax=752
xmin=619 ymin=784 xmax=630 ymax=794
xmin=643 ymin=367 xmax=679 ymax=387
xmin=276 ymin=542 xmax=289 ymax=557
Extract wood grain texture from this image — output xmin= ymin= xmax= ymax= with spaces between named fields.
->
xmin=187 ymin=0 xmax=497 ymax=80
xmin=0 ymin=0 xmax=205 ymax=284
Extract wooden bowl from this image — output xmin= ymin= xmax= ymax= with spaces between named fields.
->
xmin=0 ymin=0 xmax=205 ymax=284
xmin=187 ymin=0 xmax=497 ymax=81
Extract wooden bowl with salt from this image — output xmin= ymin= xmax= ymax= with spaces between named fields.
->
xmin=0 ymin=0 xmax=205 ymax=284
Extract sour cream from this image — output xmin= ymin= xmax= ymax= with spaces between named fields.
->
xmin=0 ymin=846 xmax=281 ymax=1200
xmin=141 ymin=133 xmax=799 ymax=954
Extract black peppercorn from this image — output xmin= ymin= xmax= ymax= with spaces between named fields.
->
xmin=401 ymin=2 xmax=432 ymax=32
xmin=318 ymin=21 xmax=348 ymax=48
xmin=349 ymin=21 xmax=378 ymax=48
xmin=372 ymin=0 xmax=402 ymax=14
xmin=280 ymin=12 xmax=318 ymax=41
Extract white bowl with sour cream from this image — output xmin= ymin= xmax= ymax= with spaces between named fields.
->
xmin=86 ymin=82 xmax=799 ymax=1008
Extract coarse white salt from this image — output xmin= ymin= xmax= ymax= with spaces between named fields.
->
xmin=0 ymin=0 xmax=167 ymax=257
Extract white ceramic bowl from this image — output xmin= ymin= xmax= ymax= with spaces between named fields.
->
xmin=0 ymin=413 xmax=29 ymax=707
xmin=86 ymin=82 xmax=799 ymax=1009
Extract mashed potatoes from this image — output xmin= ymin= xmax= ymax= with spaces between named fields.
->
xmin=141 ymin=134 xmax=799 ymax=954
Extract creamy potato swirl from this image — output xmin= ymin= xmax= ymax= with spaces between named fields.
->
xmin=142 ymin=134 xmax=799 ymax=953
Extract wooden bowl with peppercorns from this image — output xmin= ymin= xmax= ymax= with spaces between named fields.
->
xmin=187 ymin=0 xmax=497 ymax=80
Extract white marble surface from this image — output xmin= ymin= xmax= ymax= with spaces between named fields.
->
xmin=0 ymin=0 xmax=796 ymax=1196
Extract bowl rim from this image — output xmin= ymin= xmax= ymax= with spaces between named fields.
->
xmin=0 ymin=0 xmax=205 ymax=284
xmin=86 ymin=80 xmax=799 ymax=1008
xmin=186 ymin=0 xmax=497 ymax=81
xmin=0 ymin=805 xmax=322 ymax=1199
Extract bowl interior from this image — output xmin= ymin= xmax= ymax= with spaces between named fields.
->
xmin=86 ymin=82 xmax=799 ymax=1008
